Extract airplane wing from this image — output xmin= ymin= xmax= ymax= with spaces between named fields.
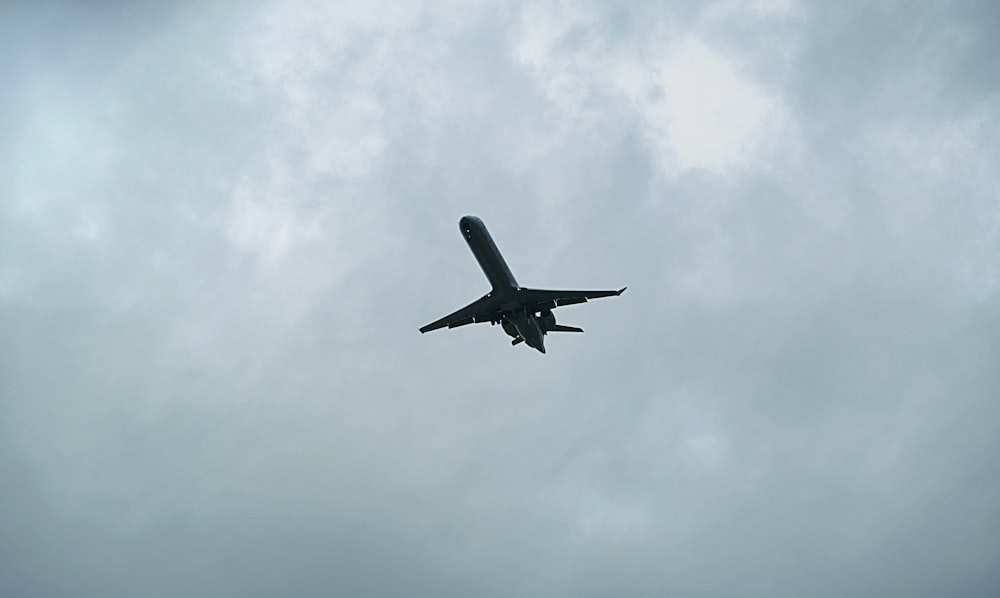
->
xmin=419 ymin=293 xmax=504 ymax=333
xmin=515 ymin=286 xmax=627 ymax=311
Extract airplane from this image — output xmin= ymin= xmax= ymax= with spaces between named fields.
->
xmin=419 ymin=216 xmax=626 ymax=354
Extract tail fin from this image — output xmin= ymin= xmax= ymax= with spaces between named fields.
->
xmin=551 ymin=324 xmax=583 ymax=333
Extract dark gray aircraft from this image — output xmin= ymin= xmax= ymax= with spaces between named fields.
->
xmin=419 ymin=216 xmax=625 ymax=354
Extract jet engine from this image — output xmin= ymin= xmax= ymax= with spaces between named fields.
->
xmin=538 ymin=309 xmax=556 ymax=332
xmin=501 ymin=318 xmax=519 ymax=338
xmin=536 ymin=309 xmax=584 ymax=334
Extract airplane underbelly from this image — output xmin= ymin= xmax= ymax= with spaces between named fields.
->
xmin=512 ymin=317 xmax=541 ymax=343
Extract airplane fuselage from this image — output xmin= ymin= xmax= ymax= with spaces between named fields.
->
xmin=459 ymin=216 xmax=546 ymax=352
xmin=460 ymin=216 xmax=518 ymax=291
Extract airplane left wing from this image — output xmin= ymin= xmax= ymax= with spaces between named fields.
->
xmin=419 ymin=293 xmax=503 ymax=333
xmin=515 ymin=286 xmax=627 ymax=311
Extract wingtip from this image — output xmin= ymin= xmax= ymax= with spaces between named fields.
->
xmin=617 ymin=286 xmax=627 ymax=295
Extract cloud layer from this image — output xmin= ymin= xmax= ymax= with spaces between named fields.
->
xmin=3 ymin=1 xmax=999 ymax=596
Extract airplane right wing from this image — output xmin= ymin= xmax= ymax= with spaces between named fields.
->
xmin=419 ymin=293 xmax=503 ymax=333
xmin=515 ymin=286 xmax=627 ymax=311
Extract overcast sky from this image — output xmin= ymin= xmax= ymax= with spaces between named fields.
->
xmin=2 ymin=1 xmax=999 ymax=596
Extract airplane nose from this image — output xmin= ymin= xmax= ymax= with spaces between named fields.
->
xmin=458 ymin=216 xmax=475 ymax=238
xmin=459 ymin=215 xmax=483 ymax=232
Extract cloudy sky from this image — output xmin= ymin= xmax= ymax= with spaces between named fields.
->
xmin=2 ymin=1 xmax=999 ymax=595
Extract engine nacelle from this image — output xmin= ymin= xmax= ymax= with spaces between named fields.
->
xmin=501 ymin=318 xmax=518 ymax=338
xmin=538 ymin=309 xmax=556 ymax=332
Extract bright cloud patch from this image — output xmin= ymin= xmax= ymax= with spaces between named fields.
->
xmin=510 ymin=3 xmax=800 ymax=180
xmin=226 ymin=178 xmax=321 ymax=266
xmin=617 ymin=37 xmax=798 ymax=178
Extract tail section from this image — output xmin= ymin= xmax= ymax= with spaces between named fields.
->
xmin=550 ymin=324 xmax=583 ymax=333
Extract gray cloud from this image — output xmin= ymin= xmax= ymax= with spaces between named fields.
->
xmin=2 ymin=1 xmax=998 ymax=596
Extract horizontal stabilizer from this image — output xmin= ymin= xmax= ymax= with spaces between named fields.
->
xmin=551 ymin=324 xmax=583 ymax=333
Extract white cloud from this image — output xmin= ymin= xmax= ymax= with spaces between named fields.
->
xmin=225 ymin=172 xmax=322 ymax=266
xmin=616 ymin=36 xmax=800 ymax=178
xmin=510 ymin=3 xmax=801 ymax=180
